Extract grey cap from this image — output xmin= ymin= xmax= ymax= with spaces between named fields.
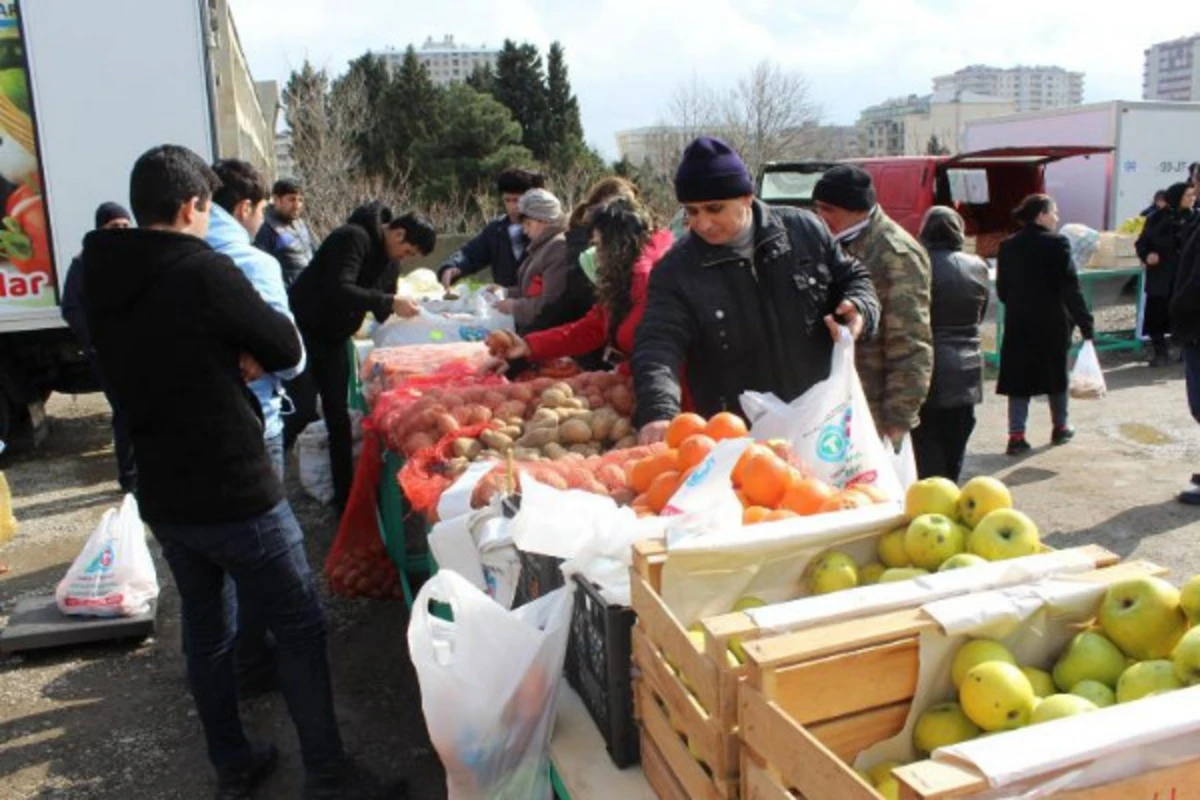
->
xmin=517 ymin=188 xmax=564 ymax=223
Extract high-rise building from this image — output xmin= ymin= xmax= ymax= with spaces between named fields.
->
xmin=380 ymin=35 xmax=499 ymax=87
xmin=857 ymin=91 xmax=1015 ymax=157
xmin=933 ymin=65 xmax=1084 ymax=113
xmin=1143 ymin=34 xmax=1200 ymax=101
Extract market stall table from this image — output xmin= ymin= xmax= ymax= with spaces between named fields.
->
xmin=550 ymin=681 xmax=653 ymax=800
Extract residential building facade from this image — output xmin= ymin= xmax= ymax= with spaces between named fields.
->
xmin=381 ymin=35 xmax=499 ymax=87
xmin=857 ymin=91 xmax=1015 ymax=157
xmin=933 ymin=65 xmax=1084 ymax=113
xmin=1143 ymin=34 xmax=1200 ymax=101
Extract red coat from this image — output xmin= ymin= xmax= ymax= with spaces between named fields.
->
xmin=526 ymin=229 xmax=674 ymax=375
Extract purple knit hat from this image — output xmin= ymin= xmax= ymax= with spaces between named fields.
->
xmin=673 ymin=136 xmax=754 ymax=203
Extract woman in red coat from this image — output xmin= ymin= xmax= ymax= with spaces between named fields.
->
xmin=487 ymin=197 xmax=674 ymax=375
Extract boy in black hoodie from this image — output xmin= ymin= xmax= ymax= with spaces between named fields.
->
xmin=82 ymin=145 xmax=393 ymax=799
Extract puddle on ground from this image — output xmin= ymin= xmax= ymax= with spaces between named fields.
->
xmin=1117 ymin=423 xmax=1174 ymax=446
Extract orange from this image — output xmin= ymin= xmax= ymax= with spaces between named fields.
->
xmin=705 ymin=412 xmax=749 ymax=442
xmin=677 ymin=434 xmax=717 ymax=472
xmin=630 ymin=451 xmax=678 ymax=494
xmin=817 ymin=490 xmax=873 ymax=514
xmin=666 ymin=413 xmax=708 ymax=449
xmin=743 ymin=506 xmax=772 ymax=525
xmin=646 ymin=470 xmax=682 ymax=513
xmin=780 ymin=478 xmax=838 ymax=516
xmin=766 ymin=509 xmax=798 ymax=522
xmin=735 ymin=489 xmax=751 ymax=508
xmin=739 ymin=450 xmax=791 ymax=508
xmin=732 ymin=443 xmax=771 ymax=487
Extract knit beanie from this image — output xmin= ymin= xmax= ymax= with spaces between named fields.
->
xmin=517 ymin=189 xmax=564 ymax=223
xmin=94 ymin=201 xmax=132 ymax=229
xmin=812 ymin=165 xmax=876 ymax=212
xmin=673 ymin=136 xmax=754 ymax=203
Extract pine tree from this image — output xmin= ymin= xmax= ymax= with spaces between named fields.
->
xmin=545 ymin=42 xmax=583 ymax=144
xmin=491 ymin=40 xmax=552 ymax=160
xmin=466 ymin=63 xmax=495 ymax=94
xmin=282 ymin=61 xmax=331 ymax=182
xmin=385 ymin=46 xmax=443 ymax=176
xmin=335 ymin=53 xmax=391 ymax=176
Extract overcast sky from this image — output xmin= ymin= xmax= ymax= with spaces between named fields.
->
xmin=232 ymin=0 xmax=1193 ymax=159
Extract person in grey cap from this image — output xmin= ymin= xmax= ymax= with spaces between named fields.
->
xmin=813 ymin=164 xmax=932 ymax=448
xmin=494 ymin=188 xmax=569 ymax=333
xmin=632 ymin=136 xmax=879 ymax=443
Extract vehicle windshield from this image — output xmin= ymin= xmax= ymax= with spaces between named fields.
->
xmin=759 ymin=169 xmax=824 ymax=204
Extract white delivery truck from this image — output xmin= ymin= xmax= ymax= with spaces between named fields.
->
xmin=0 ymin=1 xmax=272 ymax=447
xmin=963 ymin=101 xmax=1200 ymax=231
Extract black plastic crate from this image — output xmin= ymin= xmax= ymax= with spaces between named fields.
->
xmin=564 ymin=573 xmax=640 ymax=768
xmin=513 ymin=549 xmax=565 ymax=608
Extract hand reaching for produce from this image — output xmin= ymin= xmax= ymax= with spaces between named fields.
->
xmin=825 ymin=299 xmax=864 ymax=341
xmin=440 ymin=267 xmax=462 ymax=288
xmin=393 ymin=296 xmax=421 ymax=318
xmin=485 ymin=330 xmax=528 ymax=359
xmin=239 ymin=352 xmax=265 ymax=382
xmin=638 ymin=420 xmax=669 ymax=446
xmin=494 ymin=298 xmax=515 ymax=315
xmin=480 ymin=357 xmax=510 ymax=376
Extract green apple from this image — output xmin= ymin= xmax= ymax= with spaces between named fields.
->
xmin=1069 ymin=680 xmax=1116 ymax=708
xmin=1116 ymin=660 xmax=1183 ymax=703
xmin=952 ymin=639 xmax=1017 ymax=689
xmin=1029 ymin=693 xmax=1097 ymax=724
xmin=960 ymin=661 xmax=1036 ymax=731
xmin=859 ymin=561 xmax=887 ymax=585
xmin=1171 ymin=626 xmax=1200 ymax=685
xmin=939 ymin=553 xmax=988 ymax=572
xmin=905 ymin=514 xmax=966 ymax=571
xmin=1099 ymin=577 xmax=1189 ymax=660
xmin=1021 ymin=666 xmax=1056 ymax=698
xmin=912 ymin=701 xmax=981 ymax=755
xmin=1180 ymin=574 xmax=1200 ymax=627
xmin=875 ymin=775 xmax=899 ymax=800
xmin=806 ymin=551 xmax=859 ymax=595
xmin=878 ymin=567 xmax=930 ymax=583
xmin=905 ymin=477 xmax=961 ymax=520
xmin=1052 ymin=631 xmax=1128 ymax=691
xmin=688 ymin=629 xmax=705 ymax=652
xmin=877 ymin=527 xmax=912 ymax=568
xmin=956 ymin=476 xmax=1013 ymax=529
xmin=867 ymin=760 xmax=904 ymax=786
xmin=968 ymin=509 xmax=1041 ymax=561
xmin=732 ymin=596 xmax=766 ymax=613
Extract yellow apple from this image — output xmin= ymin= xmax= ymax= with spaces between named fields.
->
xmin=732 ymin=596 xmax=766 ymax=613
xmin=806 ymin=551 xmax=859 ymax=595
xmin=877 ymin=526 xmax=912 ymax=568
xmin=960 ymin=661 xmax=1036 ymax=731
xmin=1052 ymin=630 xmax=1128 ymax=691
xmin=956 ymin=476 xmax=1013 ymax=528
xmin=968 ymin=508 xmax=1041 ymax=561
xmin=952 ymin=639 xmax=1017 ymax=689
xmin=1116 ymin=660 xmax=1183 ymax=703
xmin=1029 ymin=693 xmax=1097 ymax=724
xmin=905 ymin=514 xmax=966 ymax=571
xmin=1179 ymin=574 xmax=1200 ymax=627
xmin=1173 ymin=626 xmax=1200 ymax=685
xmin=1099 ymin=577 xmax=1189 ymax=660
xmin=912 ymin=701 xmax=981 ymax=755
xmin=938 ymin=552 xmax=988 ymax=571
xmin=878 ymin=567 xmax=930 ymax=583
xmin=1069 ymin=680 xmax=1116 ymax=708
xmin=1021 ymin=666 xmax=1056 ymax=698
xmin=859 ymin=561 xmax=887 ymax=585
xmin=905 ymin=477 xmax=961 ymax=521
xmin=867 ymin=761 xmax=904 ymax=785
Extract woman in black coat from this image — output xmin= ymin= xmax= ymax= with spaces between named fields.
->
xmin=996 ymin=194 xmax=1095 ymax=456
xmin=912 ymin=207 xmax=990 ymax=481
xmin=1137 ymin=182 xmax=1197 ymax=366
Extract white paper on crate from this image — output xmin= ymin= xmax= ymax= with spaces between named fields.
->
xmin=659 ymin=502 xmax=905 ymax=625
xmin=933 ymin=687 xmax=1200 ymax=797
xmin=854 ymin=578 xmax=1108 ymax=775
xmin=747 ymin=548 xmax=1098 ymax=635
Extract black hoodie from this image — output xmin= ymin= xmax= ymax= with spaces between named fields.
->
xmin=82 ymin=228 xmax=303 ymax=525
xmin=288 ymin=202 xmax=400 ymax=342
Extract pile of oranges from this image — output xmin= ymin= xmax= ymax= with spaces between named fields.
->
xmin=626 ymin=412 xmax=890 ymax=523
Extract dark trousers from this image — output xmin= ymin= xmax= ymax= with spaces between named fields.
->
xmin=152 ymin=501 xmax=345 ymax=776
xmin=94 ymin=359 xmax=137 ymax=492
xmin=1186 ymin=345 xmax=1200 ymax=425
xmin=1144 ymin=294 xmax=1171 ymax=347
xmin=288 ymin=335 xmax=353 ymax=510
xmin=912 ymin=405 xmax=976 ymax=484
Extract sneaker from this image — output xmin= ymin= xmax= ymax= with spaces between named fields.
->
xmin=216 ymin=741 xmax=279 ymax=800
xmin=304 ymin=759 xmax=407 ymax=800
xmin=1179 ymin=487 xmax=1200 ymax=506
xmin=1051 ymin=427 xmax=1076 ymax=446
xmin=1006 ymin=437 xmax=1031 ymax=456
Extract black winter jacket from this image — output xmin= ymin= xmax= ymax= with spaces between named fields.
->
xmin=1137 ymin=208 xmax=1193 ymax=299
xmin=632 ymin=200 xmax=879 ymax=426
xmin=1170 ymin=222 xmax=1200 ymax=345
xmin=289 ymin=203 xmax=400 ymax=343
xmin=920 ymin=238 xmax=990 ymax=408
xmin=437 ymin=215 xmax=524 ymax=288
xmin=82 ymin=229 xmax=302 ymax=525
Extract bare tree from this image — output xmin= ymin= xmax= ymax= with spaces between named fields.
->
xmin=721 ymin=61 xmax=823 ymax=176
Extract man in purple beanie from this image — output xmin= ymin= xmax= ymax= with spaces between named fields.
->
xmin=632 ymin=136 xmax=880 ymax=443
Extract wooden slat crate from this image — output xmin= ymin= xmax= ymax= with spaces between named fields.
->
xmin=737 ymin=559 xmax=1168 ymax=800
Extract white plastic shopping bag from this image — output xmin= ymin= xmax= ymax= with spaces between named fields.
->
xmin=1069 ymin=340 xmax=1106 ymax=399
xmin=55 ymin=494 xmax=159 ymax=617
xmin=409 ymin=570 xmax=572 ymax=799
xmin=743 ymin=326 xmax=901 ymax=499
xmin=373 ymin=287 xmax=514 ymax=348
xmin=887 ymin=433 xmax=918 ymax=491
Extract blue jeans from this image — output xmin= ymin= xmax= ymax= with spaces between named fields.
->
xmin=1185 ymin=345 xmax=1200 ymax=425
xmin=1007 ymin=392 xmax=1069 ymax=436
xmin=265 ymin=431 xmax=285 ymax=484
xmin=152 ymin=501 xmax=344 ymax=775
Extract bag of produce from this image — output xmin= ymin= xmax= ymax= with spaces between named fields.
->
xmin=1069 ymin=340 xmax=1107 ymax=400
xmin=56 ymin=494 xmax=158 ymax=617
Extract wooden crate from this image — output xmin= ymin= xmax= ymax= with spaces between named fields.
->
xmin=737 ymin=559 xmax=1168 ymax=800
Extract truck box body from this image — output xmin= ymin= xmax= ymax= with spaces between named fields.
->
xmin=964 ymin=101 xmax=1200 ymax=231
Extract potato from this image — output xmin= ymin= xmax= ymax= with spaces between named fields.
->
xmin=542 ymin=442 xmax=570 ymax=460
xmin=590 ymin=410 xmax=616 ymax=442
xmin=517 ymin=426 xmax=559 ymax=448
xmin=611 ymin=487 xmax=637 ymax=506
xmin=500 ymin=425 xmax=524 ymax=440
xmin=555 ymin=407 xmax=592 ymax=423
xmin=568 ymin=443 xmax=595 ymax=456
xmin=608 ymin=385 xmax=634 ymax=415
xmin=596 ymin=463 xmax=628 ymax=491
xmin=481 ymin=390 xmax=508 ymax=409
xmin=563 ymin=397 xmax=587 ymax=410
xmin=479 ymin=429 xmax=515 ymax=452
xmin=531 ymin=408 xmax=560 ymax=426
xmin=609 ymin=417 xmax=633 ymax=442
xmin=452 ymin=438 xmax=482 ymax=460
xmin=614 ymin=435 xmax=638 ymax=450
xmin=512 ymin=447 xmax=543 ymax=461
xmin=450 ymin=406 xmax=474 ymax=425
xmin=494 ymin=400 xmax=527 ymax=421
xmin=433 ymin=412 xmax=460 ymax=437
xmin=446 ymin=457 xmax=470 ymax=477
xmin=560 ymin=418 xmax=593 ymax=445
xmin=540 ymin=388 xmax=568 ymax=408
xmin=403 ymin=432 xmax=435 ymax=454
xmin=480 ymin=449 xmax=502 ymax=460
xmin=549 ymin=382 xmax=574 ymax=398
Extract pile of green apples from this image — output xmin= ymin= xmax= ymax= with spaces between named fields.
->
xmin=805 ymin=476 xmax=1037 ymax=595
xmin=908 ymin=573 xmax=1200 ymax=759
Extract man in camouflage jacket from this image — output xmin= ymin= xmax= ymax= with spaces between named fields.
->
xmin=813 ymin=165 xmax=933 ymax=445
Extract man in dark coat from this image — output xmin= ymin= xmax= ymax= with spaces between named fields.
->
xmin=996 ymin=195 xmax=1094 ymax=455
xmin=61 ymin=201 xmax=137 ymax=492
xmin=436 ymin=168 xmax=544 ymax=289
xmin=912 ymin=207 xmax=990 ymax=482
xmin=288 ymin=204 xmax=436 ymax=511
xmin=1137 ymin=182 xmax=1197 ymax=366
xmin=632 ymin=137 xmax=879 ymax=442
xmin=1169 ymin=209 xmax=1200 ymax=504
xmin=254 ymin=177 xmax=316 ymax=288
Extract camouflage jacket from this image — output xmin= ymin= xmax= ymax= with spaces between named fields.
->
xmin=843 ymin=206 xmax=933 ymax=434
